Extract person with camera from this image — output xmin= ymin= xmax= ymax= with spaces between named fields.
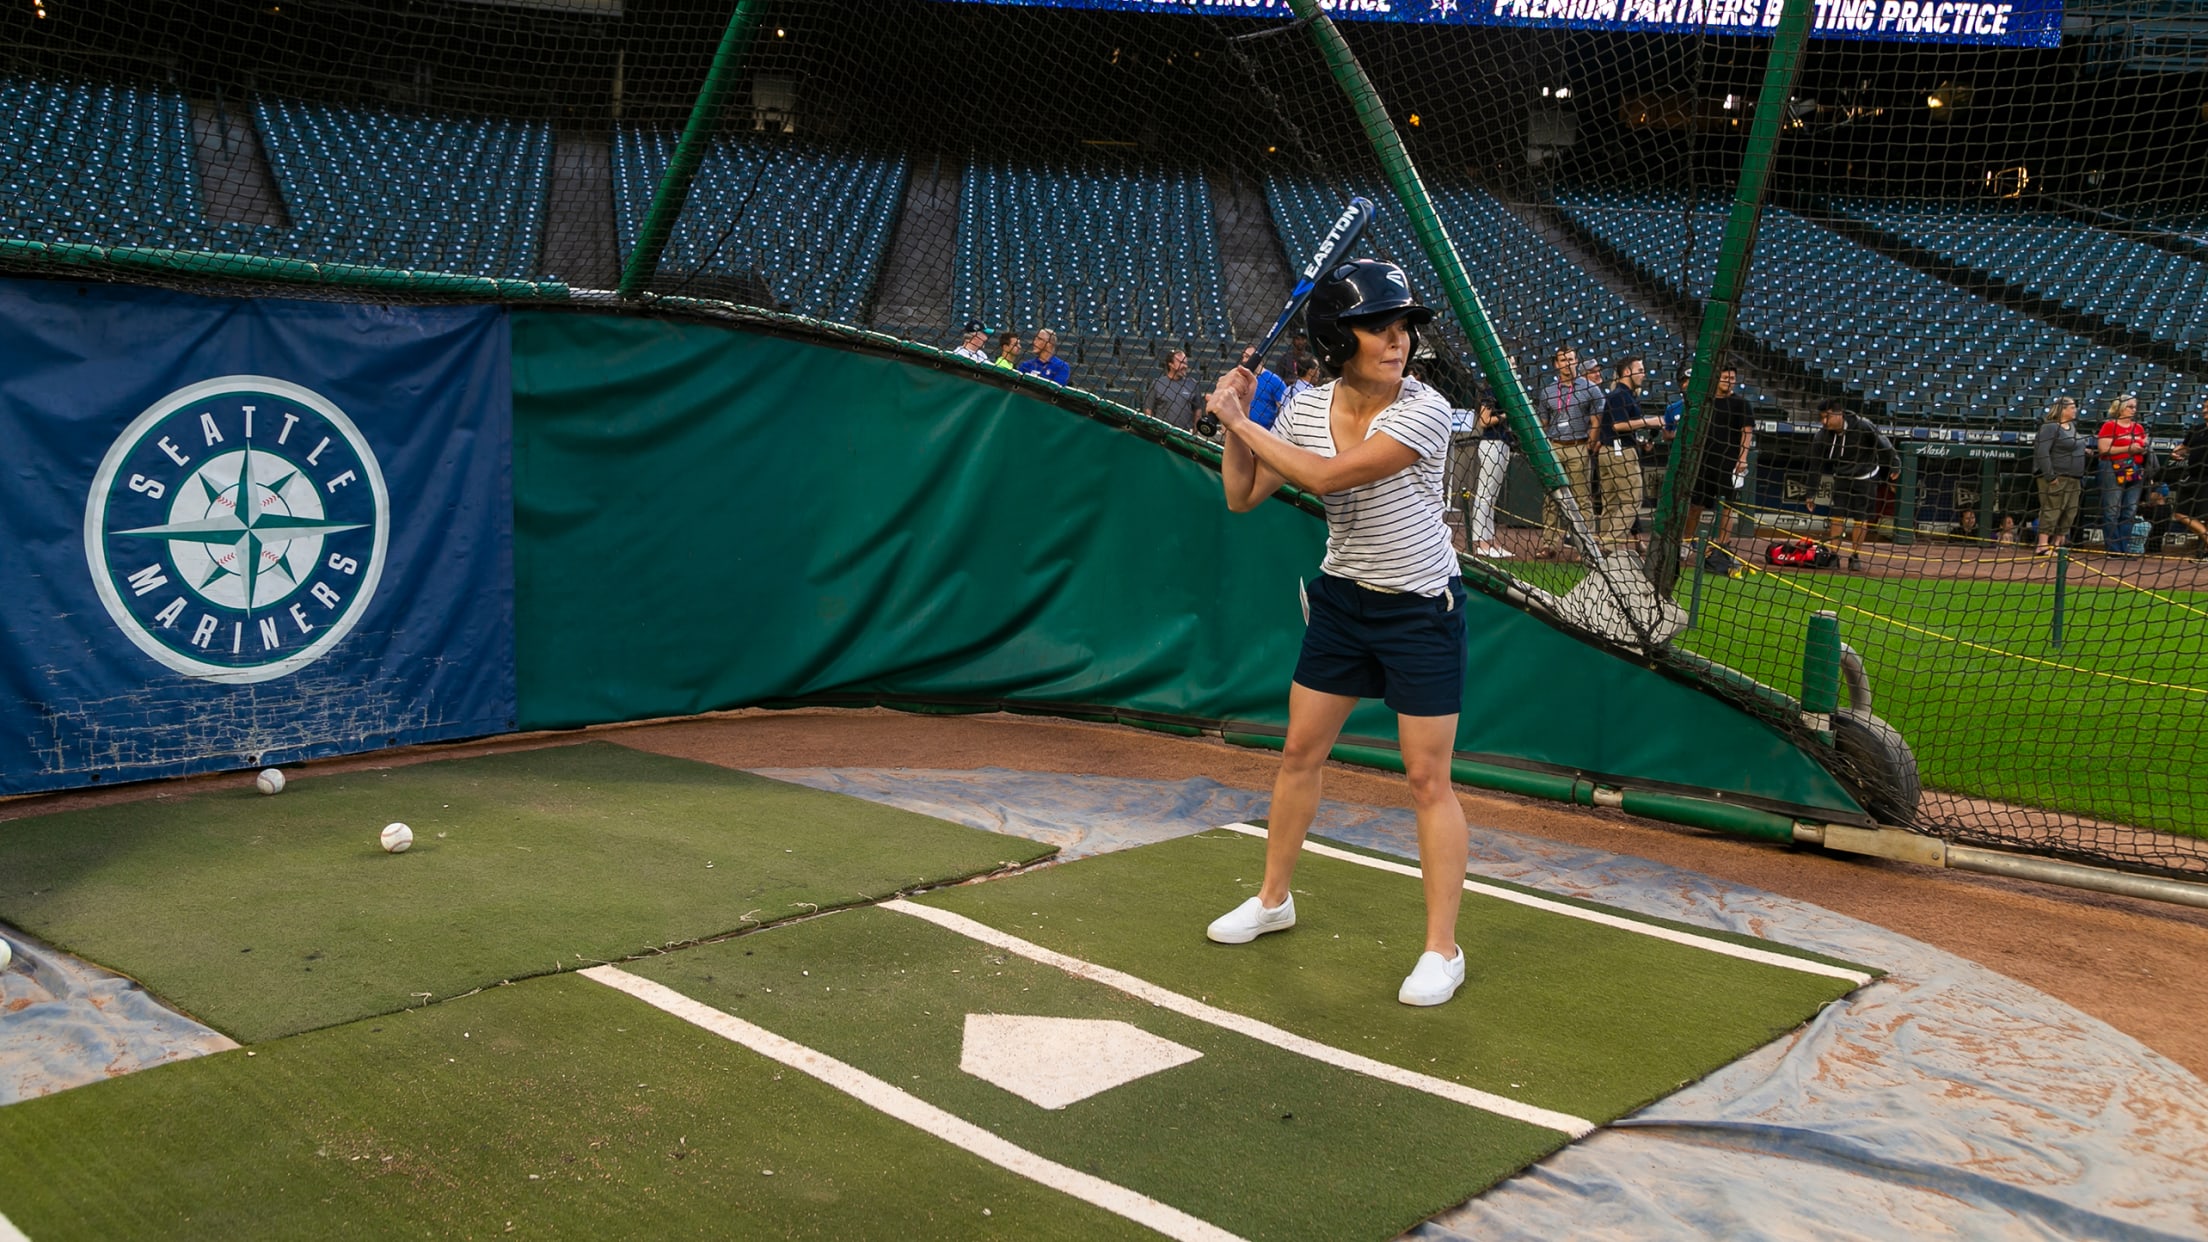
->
xmin=1597 ymin=356 xmax=1660 ymax=553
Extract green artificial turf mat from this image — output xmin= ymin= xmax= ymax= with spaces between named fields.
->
xmin=626 ymin=907 xmax=1564 ymax=1241
xmin=918 ymin=830 xmax=1873 ymax=1122
xmin=0 ymin=974 xmax=1148 ymax=1241
xmin=0 ymin=741 xmax=1052 ymax=1043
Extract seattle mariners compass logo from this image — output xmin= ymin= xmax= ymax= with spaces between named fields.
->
xmin=84 ymin=376 xmax=388 ymax=684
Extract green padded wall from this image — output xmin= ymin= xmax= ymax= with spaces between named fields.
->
xmin=511 ymin=311 xmax=1860 ymax=818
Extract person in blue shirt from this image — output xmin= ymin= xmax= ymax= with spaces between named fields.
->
xmin=1014 ymin=328 xmax=1071 ymax=385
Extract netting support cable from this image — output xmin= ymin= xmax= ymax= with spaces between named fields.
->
xmin=1645 ymin=0 xmax=1817 ymax=596
xmin=616 ymin=0 xmax=764 ymax=300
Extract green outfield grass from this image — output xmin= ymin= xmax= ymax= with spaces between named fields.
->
xmin=1681 ymin=562 xmax=2206 ymax=836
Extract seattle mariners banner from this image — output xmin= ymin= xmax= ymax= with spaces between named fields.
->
xmin=924 ymin=0 xmax=2065 ymax=48
xmin=0 ymin=279 xmax=515 ymax=794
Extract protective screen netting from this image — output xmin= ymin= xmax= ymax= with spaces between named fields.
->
xmin=3 ymin=0 xmax=2203 ymax=875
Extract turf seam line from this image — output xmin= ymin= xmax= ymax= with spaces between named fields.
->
xmin=881 ymin=900 xmax=1597 ymax=1137
xmin=1216 ymin=824 xmax=1875 ymax=987
xmin=579 ymin=965 xmax=1249 ymax=1242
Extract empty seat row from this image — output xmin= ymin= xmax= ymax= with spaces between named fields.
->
xmin=954 ymin=158 xmax=1233 ymax=343
xmin=1559 ymin=189 xmax=2197 ymax=428
xmin=612 ymin=128 xmax=905 ymax=323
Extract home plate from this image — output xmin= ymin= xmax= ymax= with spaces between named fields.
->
xmin=960 ymin=1014 xmax=1203 ymax=1109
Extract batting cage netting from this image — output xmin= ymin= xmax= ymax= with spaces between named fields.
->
xmin=3 ymin=0 xmax=2204 ymax=876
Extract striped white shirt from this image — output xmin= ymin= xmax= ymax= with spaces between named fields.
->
xmin=1272 ymin=377 xmax=1458 ymax=596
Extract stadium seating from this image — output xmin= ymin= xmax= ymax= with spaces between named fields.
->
xmin=249 ymin=96 xmax=552 ymax=280
xmin=612 ymin=129 xmax=905 ymax=322
xmin=1833 ymin=198 xmax=2208 ymax=361
xmin=1267 ymin=175 xmax=1777 ymax=413
xmin=954 ymin=158 xmax=1233 ymax=347
xmin=1558 ymin=189 xmax=2196 ymax=428
xmin=0 ymin=75 xmax=199 ymax=249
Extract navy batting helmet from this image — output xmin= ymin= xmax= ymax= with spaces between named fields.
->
xmin=1305 ymin=259 xmax=1434 ymax=373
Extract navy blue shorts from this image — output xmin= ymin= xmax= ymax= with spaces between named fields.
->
xmin=1294 ymin=574 xmax=1468 ymax=717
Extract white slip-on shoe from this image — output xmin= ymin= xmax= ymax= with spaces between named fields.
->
xmin=1206 ymin=894 xmax=1295 ymax=944
xmin=1398 ymin=948 xmax=1466 ymax=1006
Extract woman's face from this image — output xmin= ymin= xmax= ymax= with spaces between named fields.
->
xmin=2118 ymin=399 xmax=2138 ymax=421
xmin=1344 ymin=319 xmax=1410 ymax=385
xmin=2058 ymin=403 xmax=2076 ymax=424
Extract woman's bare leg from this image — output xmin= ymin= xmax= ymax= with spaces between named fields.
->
xmin=1256 ymin=683 xmax=1360 ymax=908
xmin=1397 ymin=711 xmax=1467 ymax=956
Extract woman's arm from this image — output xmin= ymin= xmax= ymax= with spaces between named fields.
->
xmin=1210 ymin=370 xmax=1284 ymax=512
xmin=1228 ymin=413 xmax=1420 ymax=497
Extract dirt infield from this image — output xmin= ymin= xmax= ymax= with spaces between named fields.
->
xmin=9 ymin=707 xmax=2207 ymax=1081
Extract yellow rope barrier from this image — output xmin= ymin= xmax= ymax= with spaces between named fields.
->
xmin=1702 ymin=543 xmax=2208 ymax=698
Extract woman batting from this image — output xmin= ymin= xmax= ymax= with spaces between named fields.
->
xmin=1202 ymin=259 xmax=1470 ymax=1006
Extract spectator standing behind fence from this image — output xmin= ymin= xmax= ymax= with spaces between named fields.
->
xmin=1465 ymin=394 xmax=1514 ymax=559
xmin=1597 ymin=357 xmax=1659 ymax=553
xmin=1813 ymin=399 xmax=1899 ymax=571
xmin=1145 ymin=350 xmax=1203 ymax=431
xmin=2098 ymin=393 xmax=2149 ymax=555
xmin=1683 ymin=362 xmax=1755 ymax=575
xmin=1287 ymin=357 xmax=1321 ymax=405
xmin=2033 ymin=396 xmax=2088 ymax=557
xmin=952 ymin=320 xmax=991 ymax=364
xmin=1534 ymin=346 xmax=1604 ymax=560
xmin=993 ymin=331 xmax=1023 ymax=371
xmin=1016 ymin=329 xmax=1070 ymax=385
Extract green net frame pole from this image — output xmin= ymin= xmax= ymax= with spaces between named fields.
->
xmin=1285 ymin=0 xmax=1562 ymax=496
xmin=616 ymin=0 xmax=764 ymax=299
xmin=0 ymin=238 xmax=570 ymax=300
xmin=1645 ymin=0 xmax=1817 ymax=595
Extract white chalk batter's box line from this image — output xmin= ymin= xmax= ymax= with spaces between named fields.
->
xmin=582 ymin=965 xmax=1247 ymax=1242
xmin=1213 ymin=824 xmax=1874 ymax=988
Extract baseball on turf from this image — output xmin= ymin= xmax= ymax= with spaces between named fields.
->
xmin=0 ymin=937 xmax=12 ymax=973
xmin=380 ymin=822 xmax=413 ymax=854
xmin=255 ymin=768 xmax=286 ymax=795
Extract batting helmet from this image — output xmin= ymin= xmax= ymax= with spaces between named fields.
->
xmin=1306 ymin=259 xmax=1434 ymax=373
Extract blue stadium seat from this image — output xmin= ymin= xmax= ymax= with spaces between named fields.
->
xmin=1558 ymin=191 xmax=2196 ymax=428
xmin=246 ymin=96 xmax=553 ymax=280
xmin=611 ymin=128 xmax=906 ymax=321
xmin=951 ymin=157 xmax=1233 ymax=346
xmin=1835 ymin=198 xmax=2208 ymax=362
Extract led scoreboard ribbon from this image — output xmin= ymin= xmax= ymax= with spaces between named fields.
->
xmin=923 ymin=0 xmax=2063 ymax=48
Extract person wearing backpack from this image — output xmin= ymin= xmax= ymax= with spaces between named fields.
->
xmin=1812 ymin=400 xmax=1899 ymax=570
xmin=2098 ymin=393 xmax=2150 ymax=555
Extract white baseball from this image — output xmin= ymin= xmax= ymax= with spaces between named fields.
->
xmin=0 ymin=937 xmax=12 ymax=973
xmin=255 ymin=768 xmax=286 ymax=795
xmin=380 ymin=822 xmax=413 ymax=854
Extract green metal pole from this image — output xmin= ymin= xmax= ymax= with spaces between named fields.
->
xmin=2051 ymin=546 xmax=2068 ymax=650
xmin=0 ymin=237 xmax=571 ymax=300
xmin=1896 ymin=445 xmax=1920 ymax=546
xmin=617 ymin=0 xmax=763 ymax=299
xmin=1645 ymin=0 xmax=1818 ymax=594
xmin=1802 ymin=609 xmax=1841 ymax=725
xmin=1284 ymin=0 xmax=1560 ymax=495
